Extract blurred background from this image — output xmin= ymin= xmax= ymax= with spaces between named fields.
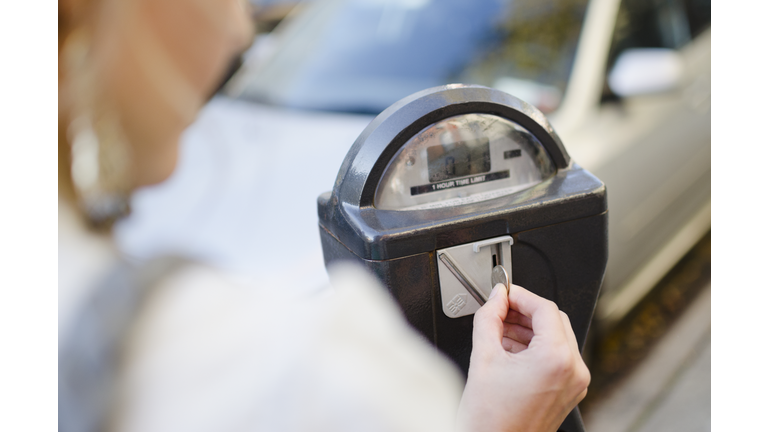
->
xmin=113 ymin=0 xmax=710 ymax=429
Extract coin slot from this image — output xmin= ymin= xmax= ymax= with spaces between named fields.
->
xmin=492 ymin=254 xmax=497 ymax=268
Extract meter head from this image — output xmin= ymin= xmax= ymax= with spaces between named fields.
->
xmin=375 ymin=112 xmax=557 ymax=210
xmin=318 ymin=84 xmax=601 ymax=262
xmin=331 ymin=85 xmax=570 ymax=212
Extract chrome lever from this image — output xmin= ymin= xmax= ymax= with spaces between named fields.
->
xmin=438 ymin=252 xmax=488 ymax=306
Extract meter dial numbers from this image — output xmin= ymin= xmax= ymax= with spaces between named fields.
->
xmin=427 ymin=138 xmax=491 ymax=182
xmin=374 ymin=113 xmax=556 ymax=211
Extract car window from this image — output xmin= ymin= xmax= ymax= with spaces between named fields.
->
xmin=682 ymin=0 xmax=711 ymax=39
xmin=601 ymin=0 xmax=710 ymax=101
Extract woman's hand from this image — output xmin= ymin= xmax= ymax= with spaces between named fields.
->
xmin=457 ymin=283 xmax=590 ymax=432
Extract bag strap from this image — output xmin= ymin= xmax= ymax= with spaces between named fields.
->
xmin=59 ymin=256 xmax=188 ymax=432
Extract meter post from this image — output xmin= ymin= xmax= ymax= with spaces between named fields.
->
xmin=317 ymin=85 xmax=607 ymax=432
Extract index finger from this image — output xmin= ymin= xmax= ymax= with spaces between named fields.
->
xmin=507 ymin=283 xmax=567 ymax=341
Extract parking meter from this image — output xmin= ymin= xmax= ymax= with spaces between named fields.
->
xmin=317 ymin=85 xmax=607 ymax=432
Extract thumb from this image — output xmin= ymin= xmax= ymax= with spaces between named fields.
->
xmin=472 ymin=283 xmax=509 ymax=348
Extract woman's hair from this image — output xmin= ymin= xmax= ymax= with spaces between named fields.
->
xmin=58 ymin=0 xmax=253 ymax=227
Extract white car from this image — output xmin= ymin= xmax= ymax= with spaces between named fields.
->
xmin=116 ymin=0 xmax=710 ymax=331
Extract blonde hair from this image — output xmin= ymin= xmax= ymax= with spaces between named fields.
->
xmin=59 ymin=0 xmax=253 ymax=227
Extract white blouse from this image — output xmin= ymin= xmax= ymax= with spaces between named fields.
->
xmin=59 ymin=199 xmax=465 ymax=432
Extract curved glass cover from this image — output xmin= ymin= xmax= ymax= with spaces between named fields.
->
xmin=374 ymin=113 xmax=555 ymax=210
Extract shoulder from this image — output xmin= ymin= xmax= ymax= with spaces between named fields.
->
xmin=113 ymin=262 xmax=464 ymax=432
xmin=59 ymin=197 xmax=121 ymax=340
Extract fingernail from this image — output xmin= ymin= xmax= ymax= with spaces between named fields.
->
xmin=489 ymin=284 xmax=502 ymax=299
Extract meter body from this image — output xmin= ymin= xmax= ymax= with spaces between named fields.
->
xmin=317 ymin=85 xmax=607 ymax=432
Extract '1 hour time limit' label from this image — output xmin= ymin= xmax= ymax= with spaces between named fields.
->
xmin=410 ymin=170 xmax=510 ymax=196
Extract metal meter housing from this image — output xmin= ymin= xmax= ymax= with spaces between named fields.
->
xmin=317 ymin=85 xmax=607 ymax=432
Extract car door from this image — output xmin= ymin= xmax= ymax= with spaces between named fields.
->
xmin=566 ymin=0 xmax=711 ymax=323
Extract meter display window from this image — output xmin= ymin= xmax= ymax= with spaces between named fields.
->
xmin=427 ymin=138 xmax=491 ymax=182
xmin=374 ymin=113 xmax=556 ymax=210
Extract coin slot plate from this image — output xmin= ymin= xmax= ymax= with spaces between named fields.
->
xmin=437 ymin=235 xmax=513 ymax=318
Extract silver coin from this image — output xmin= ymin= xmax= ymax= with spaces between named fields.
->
xmin=491 ymin=265 xmax=509 ymax=290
